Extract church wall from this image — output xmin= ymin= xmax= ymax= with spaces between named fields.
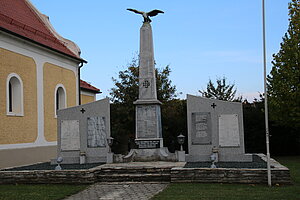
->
xmin=81 ymin=94 xmax=95 ymax=104
xmin=43 ymin=62 xmax=77 ymax=142
xmin=80 ymin=91 xmax=96 ymax=104
xmin=0 ymin=31 xmax=80 ymax=168
xmin=0 ymin=48 xmax=38 ymax=145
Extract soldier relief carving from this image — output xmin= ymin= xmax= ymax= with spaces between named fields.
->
xmin=87 ymin=116 xmax=106 ymax=147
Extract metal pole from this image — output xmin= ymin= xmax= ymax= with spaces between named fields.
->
xmin=262 ymin=0 xmax=272 ymax=186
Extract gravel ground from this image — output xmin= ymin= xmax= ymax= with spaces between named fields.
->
xmin=1 ymin=162 xmax=104 ymax=171
xmin=184 ymin=155 xmax=268 ymax=168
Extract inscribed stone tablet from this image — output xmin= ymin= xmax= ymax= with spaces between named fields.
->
xmin=87 ymin=116 xmax=106 ymax=148
xmin=191 ymin=112 xmax=211 ymax=144
xmin=136 ymin=106 xmax=157 ymax=138
xmin=61 ymin=120 xmax=80 ymax=151
xmin=136 ymin=140 xmax=160 ymax=149
xmin=219 ymin=114 xmax=240 ymax=147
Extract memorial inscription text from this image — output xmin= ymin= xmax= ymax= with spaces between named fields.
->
xmin=191 ymin=112 xmax=212 ymax=144
xmin=61 ymin=120 xmax=80 ymax=151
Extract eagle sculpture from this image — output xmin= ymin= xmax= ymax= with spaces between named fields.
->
xmin=127 ymin=8 xmax=164 ymax=22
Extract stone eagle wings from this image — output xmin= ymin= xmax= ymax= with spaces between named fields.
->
xmin=127 ymin=8 xmax=164 ymax=22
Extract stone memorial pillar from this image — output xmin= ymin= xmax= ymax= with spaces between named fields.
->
xmin=124 ymin=9 xmax=175 ymax=161
xmin=134 ymin=22 xmax=163 ymax=149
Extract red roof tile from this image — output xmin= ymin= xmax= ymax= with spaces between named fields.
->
xmin=0 ymin=0 xmax=85 ymax=62
xmin=80 ymin=80 xmax=101 ymax=93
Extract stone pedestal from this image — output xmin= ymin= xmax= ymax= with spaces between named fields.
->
xmin=124 ymin=148 xmax=176 ymax=162
xmin=134 ymin=104 xmax=163 ymax=146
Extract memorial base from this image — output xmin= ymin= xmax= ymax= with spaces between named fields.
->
xmin=186 ymin=153 xmax=253 ymax=162
xmin=124 ymin=147 xmax=176 ymax=162
xmin=50 ymin=155 xmax=107 ymax=165
xmin=176 ymin=151 xmax=186 ymax=162
xmin=107 ymin=153 xmax=114 ymax=164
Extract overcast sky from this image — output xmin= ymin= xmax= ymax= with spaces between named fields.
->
xmin=30 ymin=0 xmax=291 ymax=102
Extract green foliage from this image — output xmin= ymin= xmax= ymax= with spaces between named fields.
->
xmin=199 ymin=77 xmax=242 ymax=102
xmin=267 ymin=0 xmax=300 ymax=129
xmin=161 ymin=99 xmax=187 ymax=153
xmin=243 ymin=98 xmax=266 ymax=154
xmin=243 ymin=95 xmax=300 ymax=155
xmin=110 ymin=57 xmax=179 ymax=153
xmin=110 ymin=57 xmax=139 ymax=105
xmin=110 ymin=57 xmax=177 ymax=104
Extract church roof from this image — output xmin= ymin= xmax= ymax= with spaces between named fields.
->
xmin=0 ymin=0 xmax=86 ymax=63
xmin=80 ymin=80 xmax=101 ymax=93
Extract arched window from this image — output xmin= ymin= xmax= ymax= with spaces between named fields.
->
xmin=6 ymin=73 xmax=24 ymax=116
xmin=55 ymin=84 xmax=67 ymax=117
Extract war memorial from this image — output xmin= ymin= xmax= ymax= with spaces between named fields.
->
xmin=0 ymin=8 xmax=291 ymax=186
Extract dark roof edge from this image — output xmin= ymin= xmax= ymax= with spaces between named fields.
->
xmin=0 ymin=27 xmax=87 ymax=64
xmin=80 ymin=87 xmax=101 ymax=94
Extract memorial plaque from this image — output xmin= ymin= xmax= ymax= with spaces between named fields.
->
xmin=219 ymin=114 xmax=240 ymax=147
xmin=136 ymin=140 xmax=160 ymax=149
xmin=191 ymin=112 xmax=211 ymax=144
xmin=61 ymin=120 xmax=80 ymax=151
xmin=136 ymin=105 xmax=157 ymax=138
xmin=87 ymin=116 xmax=106 ymax=148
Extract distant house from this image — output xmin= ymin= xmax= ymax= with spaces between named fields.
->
xmin=80 ymin=80 xmax=101 ymax=104
xmin=0 ymin=0 xmax=99 ymax=168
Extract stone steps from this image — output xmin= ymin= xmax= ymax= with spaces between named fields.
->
xmin=96 ymin=173 xmax=170 ymax=182
xmin=94 ymin=167 xmax=172 ymax=182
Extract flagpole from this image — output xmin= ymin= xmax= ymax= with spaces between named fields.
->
xmin=262 ymin=0 xmax=272 ymax=186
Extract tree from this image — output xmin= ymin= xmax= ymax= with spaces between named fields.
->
xmin=267 ymin=0 xmax=300 ymax=129
xmin=243 ymin=94 xmax=300 ymax=155
xmin=110 ymin=57 xmax=177 ymax=104
xmin=199 ymin=77 xmax=242 ymax=101
xmin=243 ymin=97 xmax=266 ymax=154
xmin=109 ymin=57 xmax=178 ymax=153
xmin=110 ymin=57 xmax=139 ymax=105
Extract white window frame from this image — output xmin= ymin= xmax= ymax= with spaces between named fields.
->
xmin=6 ymin=73 xmax=24 ymax=116
xmin=54 ymin=84 xmax=67 ymax=118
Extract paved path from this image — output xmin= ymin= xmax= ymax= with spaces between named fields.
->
xmin=64 ymin=183 xmax=168 ymax=200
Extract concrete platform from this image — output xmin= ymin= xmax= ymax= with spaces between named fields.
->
xmin=0 ymin=145 xmax=56 ymax=169
xmin=0 ymin=155 xmax=292 ymax=185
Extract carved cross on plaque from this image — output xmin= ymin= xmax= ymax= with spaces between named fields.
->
xmin=80 ymin=108 xmax=86 ymax=113
xmin=211 ymin=103 xmax=217 ymax=109
xmin=143 ymin=80 xmax=150 ymax=88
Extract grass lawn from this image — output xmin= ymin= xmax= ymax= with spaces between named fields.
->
xmin=0 ymin=184 xmax=87 ymax=200
xmin=152 ymin=156 xmax=300 ymax=200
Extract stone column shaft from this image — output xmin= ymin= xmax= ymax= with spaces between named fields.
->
xmin=134 ymin=22 xmax=163 ymax=148
xmin=137 ymin=22 xmax=159 ymax=102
